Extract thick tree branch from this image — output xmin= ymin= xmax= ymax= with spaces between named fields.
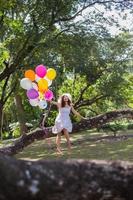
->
xmin=0 ymin=75 xmax=10 ymax=102
xmin=0 ymin=14 xmax=4 ymax=29
xmin=54 ymin=1 xmax=112 ymax=23
xmin=54 ymin=0 xmax=129 ymax=23
xmin=0 ymin=109 xmax=133 ymax=155
xmin=74 ymin=95 xmax=106 ymax=109
xmin=74 ymin=82 xmax=90 ymax=107
xmin=3 ymin=81 xmax=18 ymax=104
xmin=0 ymin=156 xmax=133 ymax=200
xmin=74 ymin=64 xmax=111 ymax=108
xmin=38 ymin=28 xmax=71 ymax=47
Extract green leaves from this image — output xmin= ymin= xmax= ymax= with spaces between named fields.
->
xmin=0 ymin=44 xmax=10 ymax=69
xmin=0 ymin=0 xmax=133 ymax=129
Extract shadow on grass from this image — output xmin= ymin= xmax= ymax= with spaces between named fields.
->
xmin=15 ymin=130 xmax=133 ymax=162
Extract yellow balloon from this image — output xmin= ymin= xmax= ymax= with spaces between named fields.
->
xmin=38 ymin=79 xmax=48 ymax=92
xmin=46 ymin=68 xmax=56 ymax=80
xmin=39 ymin=92 xmax=44 ymax=100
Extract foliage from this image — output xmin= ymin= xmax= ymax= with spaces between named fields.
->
xmin=0 ymin=0 xmax=133 ymax=136
xmin=9 ymin=122 xmax=20 ymax=138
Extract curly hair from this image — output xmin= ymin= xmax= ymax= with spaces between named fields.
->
xmin=61 ymin=95 xmax=71 ymax=107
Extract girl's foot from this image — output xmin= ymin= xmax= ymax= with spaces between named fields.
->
xmin=68 ymin=149 xmax=71 ymax=155
xmin=57 ymin=151 xmax=63 ymax=156
xmin=57 ymin=147 xmax=63 ymax=155
xmin=68 ymin=144 xmax=71 ymax=155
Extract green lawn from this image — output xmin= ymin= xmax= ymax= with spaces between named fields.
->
xmin=16 ymin=130 xmax=133 ymax=161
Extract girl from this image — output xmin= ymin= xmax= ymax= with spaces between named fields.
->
xmin=51 ymin=93 xmax=85 ymax=155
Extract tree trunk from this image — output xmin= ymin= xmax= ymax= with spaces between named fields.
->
xmin=0 ymin=109 xmax=133 ymax=155
xmin=14 ymin=94 xmax=28 ymax=135
xmin=0 ymin=100 xmax=3 ymax=139
xmin=0 ymin=155 xmax=132 ymax=200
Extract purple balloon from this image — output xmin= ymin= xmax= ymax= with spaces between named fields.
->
xmin=27 ymin=89 xmax=39 ymax=99
xmin=35 ymin=65 xmax=47 ymax=78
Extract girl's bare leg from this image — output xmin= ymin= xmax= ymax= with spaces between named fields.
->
xmin=56 ymin=133 xmax=63 ymax=155
xmin=63 ymin=129 xmax=71 ymax=153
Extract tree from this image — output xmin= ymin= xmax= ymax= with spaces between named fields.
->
xmin=0 ymin=0 xmax=133 ymax=134
xmin=14 ymin=94 xmax=28 ymax=135
xmin=53 ymin=32 xmax=133 ymax=112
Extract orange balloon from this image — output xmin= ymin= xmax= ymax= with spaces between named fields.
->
xmin=38 ymin=79 xmax=48 ymax=92
xmin=25 ymin=70 xmax=35 ymax=81
xmin=38 ymin=88 xmax=47 ymax=93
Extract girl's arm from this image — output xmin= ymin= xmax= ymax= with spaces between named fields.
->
xmin=71 ymin=106 xmax=85 ymax=119
xmin=50 ymin=100 xmax=60 ymax=107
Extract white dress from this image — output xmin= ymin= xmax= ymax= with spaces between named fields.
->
xmin=52 ymin=106 xmax=72 ymax=134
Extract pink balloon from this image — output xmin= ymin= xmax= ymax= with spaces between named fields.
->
xmin=35 ymin=65 xmax=47 ymax=78
xmin=44 ymin=90 xmax=54 ymax=101
xmin=27 ymin=89 xmax=39 ymax=99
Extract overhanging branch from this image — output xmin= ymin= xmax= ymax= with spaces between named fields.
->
xmin=54 ymin=1 xmax=113 ymax=23
xmin=74 ymin=95 xmax=106 ymax=109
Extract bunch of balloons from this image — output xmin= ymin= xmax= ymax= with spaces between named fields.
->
xmin=20 ymin=65 xmax=56 ymax=109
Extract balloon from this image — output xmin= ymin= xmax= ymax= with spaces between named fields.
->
xmin=39 ymin=92 xmax=44 ymax=100
xmin=32 ymin=82 xmax=38 ymax=90
xmin=38 ymin=100 xmax=47 ymax=109
xmin=38 ymin=88 xmax=47 ymax=94
xmin=46 ymin=68 xmax=56 ymax=80
xmin=25 ymin=70 xmax=35 ymax=81
xmin=44 ymin=77 xmax=52 ymax=86
xmin=44 ymin=90 xmax=54 ymax=101
xmin=20 ymin=64 xmax=56 ymax=110
xmin=29 ymin=99 xmax=39 ymax=106
xmin=35 ymin=74 xmax=41 ymax=82
xmin=20 ymin=78 xmax=33 ymax=90
xmin=38 ymin=79 xmax=48 ymax=92
xmin=27 ymin=89 xmax=39 ymax=99
xmin=35 ymin=65 xmax=47 ymax=78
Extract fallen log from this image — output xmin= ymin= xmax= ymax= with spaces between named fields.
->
xmin=0 ymin=155 xmax=132 ymax=200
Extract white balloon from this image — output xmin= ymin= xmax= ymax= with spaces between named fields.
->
xmin=44 ymin=77 xmax=52 ymax=86
xmin=32 ymin=82 xmax=38 ymax=90
xmin=35 ymin=74 xmax=41 ymax=82
xmin=38 ymin=100 xmax=47 ymax=109
xmin=29 ymin=99 xmax=39 ymax=106
xmin=20 ymin=78 xmax=32 ymax=90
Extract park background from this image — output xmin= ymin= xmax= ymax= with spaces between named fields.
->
xmin=0 ymin=0 xmax=133 ymax=160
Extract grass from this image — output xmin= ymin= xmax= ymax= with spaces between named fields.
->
xmin=15 ymin=129 xmax=133 ymax=162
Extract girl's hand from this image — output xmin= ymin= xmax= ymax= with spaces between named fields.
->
xmin=71 ymin=106 xmax=87 ymax=120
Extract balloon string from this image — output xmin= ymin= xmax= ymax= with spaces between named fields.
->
xmin=39 ymin=103 xmax=52 ymax=135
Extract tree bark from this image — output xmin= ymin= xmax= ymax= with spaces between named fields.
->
xmin=14 ymin=94 xmax=28 ymax=135
xmin=0 ymin=109 xmax=133 ymax=155
xmin=0 ymin=155 xmax=132 ymax=200
xmin=0 ymin=100 xmax=3 ymax=139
